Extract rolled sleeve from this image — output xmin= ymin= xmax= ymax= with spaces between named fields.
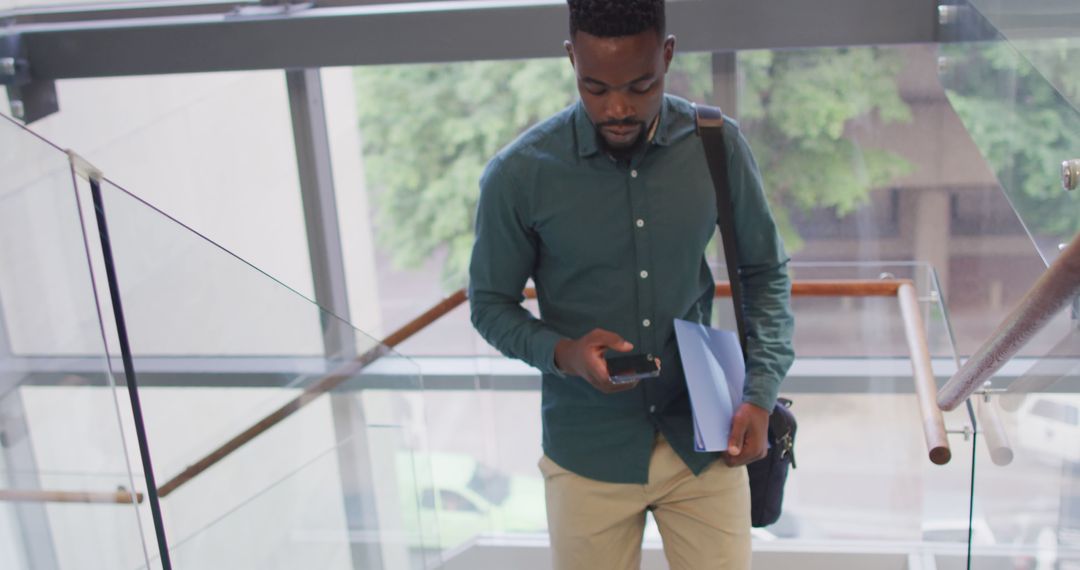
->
xmin=469 ymin=158 xmax=567 ymax=376
xmin=726 ymin=121 xmax=796 ymax=411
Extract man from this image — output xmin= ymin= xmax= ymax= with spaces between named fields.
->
xmin=468 ymin=0 xmax=794 ymax=567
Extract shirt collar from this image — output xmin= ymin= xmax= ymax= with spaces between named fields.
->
xmin=573 ymin=95 xmax=677 ymax=158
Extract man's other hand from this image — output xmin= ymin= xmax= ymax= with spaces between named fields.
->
xmin=724 ymin=403 xmax=769 ymax=466
xmin=554 ymin=329 xmax=637 ymax=394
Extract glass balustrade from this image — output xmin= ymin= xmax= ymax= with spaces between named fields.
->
xmin=89 ymin=177 xmax=441 ymax=569
xmin=0 ymin=114 xmax=151 ymax=569
xmin=0 ymin=111 xmax=441 ymax=568
xmin=940 ymin=2 xmax=1080 ymax=567
xmin=375 ymin=261 xmax=981 ymax=569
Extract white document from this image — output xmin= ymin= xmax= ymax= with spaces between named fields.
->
xmin=673 ymin=319 xmax=745 ymax=452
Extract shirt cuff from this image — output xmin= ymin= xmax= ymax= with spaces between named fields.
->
xmin=743 ymin=374 xmax=780 ymax=412
xmin=534 ymin=328 xmax=568 ymax=378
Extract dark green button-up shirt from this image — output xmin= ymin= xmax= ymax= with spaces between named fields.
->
xmin=469 ymin=94 xmax=794 ymax=484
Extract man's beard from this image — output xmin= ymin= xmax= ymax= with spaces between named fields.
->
xmin=595 ymin=120 xmax=647 ymax=163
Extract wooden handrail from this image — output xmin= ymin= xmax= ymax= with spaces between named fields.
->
xmin=974 ymin=397 xmax=1013 ymax=466
xmin=523 ymin=279 xmax=906 ymax=300
xmin=938 ymin=232 xmax=1080 ymax=411
xmin=161 ymin=279 xmax=954 ymax=496
xmin=0 ymin=489 xmax=143 ymax=504
xmin=897 ymin=283 xmax=952 ymax=465
xmin=727 ymin=279 xmax=951 ymax=465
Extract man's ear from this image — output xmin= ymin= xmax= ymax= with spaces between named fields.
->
xmin=564 ymin=39 xmax=576 ymax=68
xmin=663 ymin=35 xmax=676 ymax=71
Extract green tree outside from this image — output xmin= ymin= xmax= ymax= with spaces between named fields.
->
xmin=941 ymin=40 xmax=1080 ymax=243
xmin=355 ymin=47 xmax=913 ymax=289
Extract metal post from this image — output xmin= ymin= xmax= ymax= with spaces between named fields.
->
xmin=0 ymin=252 xmax=60 ymax=569
xmin=286 ymin=68 xmax=394 ymax=569
xmin=87 ymin=178 xmax=172 ymax=570
xmin=0 ymin=289 xmax=18 ymax=398
xmin=0 ymin=391 xmax=61 ymax=570
xmin=710 ymin=52 xmax=738 ymax=280
xmin=286 ymin=67 xmax=357 ymax=359
xmin=710 ymin=51 xmax=738 ymax=120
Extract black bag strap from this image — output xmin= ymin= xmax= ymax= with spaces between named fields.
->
xmin=695 ymin=103 xmax=748 ymax=359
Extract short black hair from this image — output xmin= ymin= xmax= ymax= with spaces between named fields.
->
xmin=568 ymin=0 xmax=665 ymax=39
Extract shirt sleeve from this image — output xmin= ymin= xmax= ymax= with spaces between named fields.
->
xmin=469 ymin=157 xmax=567 ymax=376
xmin=725 ymin=120 xmax=796 ymax=411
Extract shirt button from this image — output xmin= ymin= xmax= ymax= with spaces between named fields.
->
xmin=649 ymin=405 xmax=656 ymax=413
xmin=642 ymin=319 xmax=651 ymax=327
xmin=636 ymin=219 xmax=645 ymax=228
xmin=640 ymin=270 xmax=649 ymax=279
xmin=631 ymin=169 xmax=638 ymax=178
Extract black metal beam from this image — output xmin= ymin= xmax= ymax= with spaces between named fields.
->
xmin=16 ymin=0 xmax=939 ymax=80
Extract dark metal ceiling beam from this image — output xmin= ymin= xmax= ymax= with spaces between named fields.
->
xmin=13 ymin=0 xmax=939 ymax=80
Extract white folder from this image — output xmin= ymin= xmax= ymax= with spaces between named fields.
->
xmin=673 ymin=319 xmax=745 ymax=452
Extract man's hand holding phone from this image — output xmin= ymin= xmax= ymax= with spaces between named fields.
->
xmin=554 ymin=329 xmax=659 ymax=394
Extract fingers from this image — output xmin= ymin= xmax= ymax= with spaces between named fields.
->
xmin=725 ymin=408 xmax=769 ymax=466
xmin=727 ymin=414 xmax=747 ymax=457
xmin=724 ymin=439 xmax=767 ymax=466
xmin=585 ymin=358 xmax=610 ymax=385
xmin=584 ymin=329 xmax=634 ymax=392
xmin=574 ymin=329 xmax=641 ymax=394
xmin=587 ymin=328 xmax=633 ymax=352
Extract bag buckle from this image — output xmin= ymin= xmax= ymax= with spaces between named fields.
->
xmin=778 ymin=431 xmax=796 ymax=469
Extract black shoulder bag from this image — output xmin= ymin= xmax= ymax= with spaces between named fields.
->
xmin=695 ymin=103 xmax=797 ymax=529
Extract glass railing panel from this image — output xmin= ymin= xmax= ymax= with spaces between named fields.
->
xmin=373 ymin=302 xmax=547 ymax=556
xmin=952 ymin=0 xmax=1080 ymax=116
xmin=29 ymin=70 xmax=319 ymax=309
xmin=86 ymin=178 xmax=440 ymax=567
xmin=167 ymin=425 xmax=432 ymax=570
xmin=939 ymin=1 xmax=1080 ymax=268
xmin=966 ymin=356 xmax=1080 ymax=568
xmin=0 ymin=114 xmax=151 ymax=568
xmin=939 ymin=6 xmax=1080 ymax=566
xmin=759 ymin=263 xmax=973 ymax=563
xmin=381 ymin=262 xmax=978 ymax=566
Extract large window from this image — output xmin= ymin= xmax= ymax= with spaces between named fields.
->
xmin=348 ymin=45 xmax=1045 ymax=358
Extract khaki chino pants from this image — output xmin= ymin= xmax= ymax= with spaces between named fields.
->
xmin=540 ymin=434 xmax=751 ymax=570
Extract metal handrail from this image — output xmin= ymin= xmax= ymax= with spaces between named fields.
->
xmin=937 ymin=232 xmax=1080 ymax=411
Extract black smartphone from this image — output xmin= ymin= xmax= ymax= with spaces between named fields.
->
xmin=605 ymin=353 xmax=660 ymax=384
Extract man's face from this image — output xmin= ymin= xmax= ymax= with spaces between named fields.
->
xmin=566 ymin=30 xmax=675 ymax=152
